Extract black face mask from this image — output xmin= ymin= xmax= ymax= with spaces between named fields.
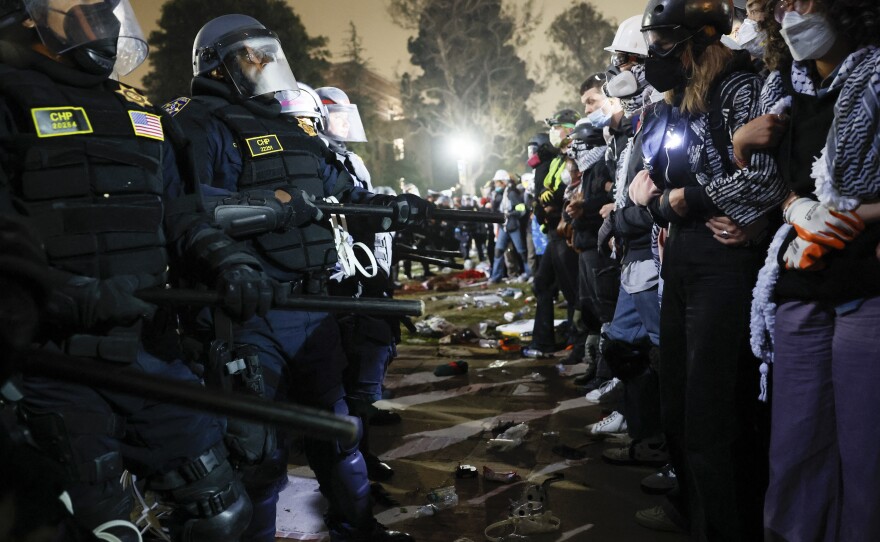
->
xmin=644 ymin=55 xmax=686 ymax=93
xmin=57 ymin=3 xmax=120 ymax=76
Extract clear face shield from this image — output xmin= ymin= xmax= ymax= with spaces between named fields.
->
xmin=23 ymin=0 xmax=148 ymax=75
xmin=324 ymin=103 xmax=367 ymax=142
xmin=276 ymin=88 xmax=326 ymax=131
xmin=215 ymin=29 xmax=298 ymax=98
xmin=527 ymin=143 xmax=539 ymax=159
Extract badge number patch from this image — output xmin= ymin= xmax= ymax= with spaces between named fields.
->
xmin=245 ymin=135 xmax=283 ymax=157
xmin=31 ymin=107 xmax=93 ymax=138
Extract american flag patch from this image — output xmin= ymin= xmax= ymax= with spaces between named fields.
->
xmin=128 ymin=111 xmax=164 ymax=141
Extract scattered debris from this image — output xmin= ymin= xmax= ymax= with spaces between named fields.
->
xmin=483 ymin=465 xmax=520 ymax=483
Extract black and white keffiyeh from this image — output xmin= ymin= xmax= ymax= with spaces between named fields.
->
xmin=750 ymin=46 xmax=880 ymax=401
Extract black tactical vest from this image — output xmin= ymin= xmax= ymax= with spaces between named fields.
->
xmin=0 ymin=65 xmax=168 ymax=282
xmin=188 ymin=97 xmax=338 ymax=275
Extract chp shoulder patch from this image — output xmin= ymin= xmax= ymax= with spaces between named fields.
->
xmin=245 ymin=135 xmax=283 ymax=157
xmin=162 ymin=97 xmax=191 ymax=117
xmin=31 ymin=107 xmax=93 ymax=138
xmin=128 ymin=111 xmax=165 ymax=141
xmin=115 ymin=84 xmax=152 ymax=107
xmin=296 ymin=117 xmax=317 ymax=137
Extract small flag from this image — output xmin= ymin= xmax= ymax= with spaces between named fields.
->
xmin=129 ymin=111 xmax=164 ymax=141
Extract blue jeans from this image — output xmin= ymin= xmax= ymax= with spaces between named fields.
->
xmin=606 ymin=284 xmax=661 ymax=346
xmin=490 ymin=228 xmax=530 ymax=281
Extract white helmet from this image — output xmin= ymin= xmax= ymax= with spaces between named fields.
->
xmin=277 ymin=82 xmax=327 ymax=130
xmin=492 ymin=169 xmax=510 ymax=181
xmin=604 ymin=15 xmax=648 ymax=57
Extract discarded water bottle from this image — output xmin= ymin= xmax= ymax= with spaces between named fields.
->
xmin=479 ymin=339 xmax=499 ymax=348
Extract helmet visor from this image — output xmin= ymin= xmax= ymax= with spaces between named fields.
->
xmin=23 ymin=0 xmax=148 ymax=75
xmin=217 ymin=31 xmax=297 ymax=98
xmin=642 ymin=25 xmax=701 ymax=57
xmin=324 ymin=103 xmax=367 ymax=142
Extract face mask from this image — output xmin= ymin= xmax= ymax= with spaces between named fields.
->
xmin=644 ymin=55 xmax=687 ymax=93
xmin=736 ymin=19 xmax=766 ymax=58
xmin=495 ymin=186 xmax=504 ymax=193
xmin=619 ymin=65 xmax=648 ymax=118
xmin=55 ymin=3 xmax=120 ymax=76
xmin=780 ymin=11 xmax=836 ymax=61
xmin=527 ymin=154 xmax=541 ymax=168
xmin=586 ymin=100 xmax=612 ymax=128
xmin=549 ymin=129 xmax=563 ymax=147
xmin=605 ymin=70 xmax=639 ymax=98
xmin=720 ymin=34 xmax=741 ymax=50
xmin=560 ymin=169 xmax=572 ymax=185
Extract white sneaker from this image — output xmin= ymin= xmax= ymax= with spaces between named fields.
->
xmin=585 ymin=378 xmax=623 ymax=404
xmin=585 ymin=410 xmax=627 ymax=435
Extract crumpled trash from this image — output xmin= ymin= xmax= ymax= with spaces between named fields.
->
xmin=529 ymin=372 xmax=547 ymax=382
xmin=415 ymin=485 xmax=459 ymax=517
xmin=497 ymin=287 xmax=522 ymax=298
xmin=483 ymin=465 xmax=520 ymax=483
xmin=487 ymin=422 xmax=529 ymax=451
xmin=414 ymin=315 xmax=460 ymax=337
xmin=468 ymin=294 xmax=508 ymax=307
xmin=439 ymin=328 xmax=479 ymax=345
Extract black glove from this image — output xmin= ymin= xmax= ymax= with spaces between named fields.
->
xmin=391 ymin=193 xmax=434 ymax=229
xmin=217 ymin=265 xmax=274 ymax=321
xmin=283 ymin=189 xmax=324 ymax=227
xmin=47 ymin=274 xmax=158 ymax=330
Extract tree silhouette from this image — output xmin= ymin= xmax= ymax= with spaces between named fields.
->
xmin=143 ymin=0 xmax=330 ymax=104
xmin=543 ymin=1 xmax=617 ymax=109
xmin=389 ymin=0 xmax=537 ymax=190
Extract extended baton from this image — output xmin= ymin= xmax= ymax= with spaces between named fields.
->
xmin=21 ymin=351 xmax=359 ymax=446
xmin=315 ymin=203 xmax=505 ymax=224
xmin=136 ymin=289 xmax=424 ymax=317
xmin=397 ymin=253 xmax=464 ymax=270
xmin=394 ymin=244 xmax=462 ymax=259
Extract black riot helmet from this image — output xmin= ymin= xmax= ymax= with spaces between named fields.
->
xmin=192 ymin=14 xmax=298 ymax=99
xmin=545 ymin=108 xmax=580 ymax=128
xmin=527 ymin=133 xmax=550 ymax=159
xmin=570 ymin=121 xmax=605 ymax=148
xmin=641 ymin=0 xmax=733 ymax=58
xmin=1 ymin=0 xmax=148 ymax=77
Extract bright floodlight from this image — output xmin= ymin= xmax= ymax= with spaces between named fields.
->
xmin=447 ymin=134 xmax=479 ymax=161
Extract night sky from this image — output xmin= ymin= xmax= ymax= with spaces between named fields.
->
xmin=124 ymin=0 xmax=648 ymax=119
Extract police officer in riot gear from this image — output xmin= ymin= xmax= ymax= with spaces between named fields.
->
xmin=0 ymin=1 xmax=263 ymax=540
xmin=312 ymin=85 xmax=400 ymax=482
xmin=166 ymin=14 xmax=419 ymax=542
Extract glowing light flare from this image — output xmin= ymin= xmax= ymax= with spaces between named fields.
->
xmin=446 ymin=133 xmax=480 ymax=161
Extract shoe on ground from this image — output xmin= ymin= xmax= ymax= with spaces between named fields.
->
xmin=584 ymin=378 xmax=624 ymax=404
xmin=635 ymin=505 xmax=686 ymax=533
xmin=522 ymin=347 xmax=552 ymax=359
xmin=640 ymin=463 xmax=677 ymax=495
xmin=602 ymin=438 xmax=669 ymax=467
xmin=364 ymin=453 xmax=394 ymax=482
xmin=573 ymin=366 xmax=597 ymax=386
xmin=370 ymin=409 xmax=402 ymax=426
xmin=576 ymin=374 xmax=607 ymax=392
xmin=585 ymin=410 xmax=627 ymax=435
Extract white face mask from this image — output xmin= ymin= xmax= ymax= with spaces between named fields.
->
xmin=736 ymin=19 xmax=766 ymax=58
xmin=560 ymin=168 xmax=572 ymax=185
xmin=549 ymin=129 xmax=563 ymax=148
xmin=780 ymin=11 xmax=836 ymax=61
xmin=586 ymin=99 xmax=612 ymax=128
